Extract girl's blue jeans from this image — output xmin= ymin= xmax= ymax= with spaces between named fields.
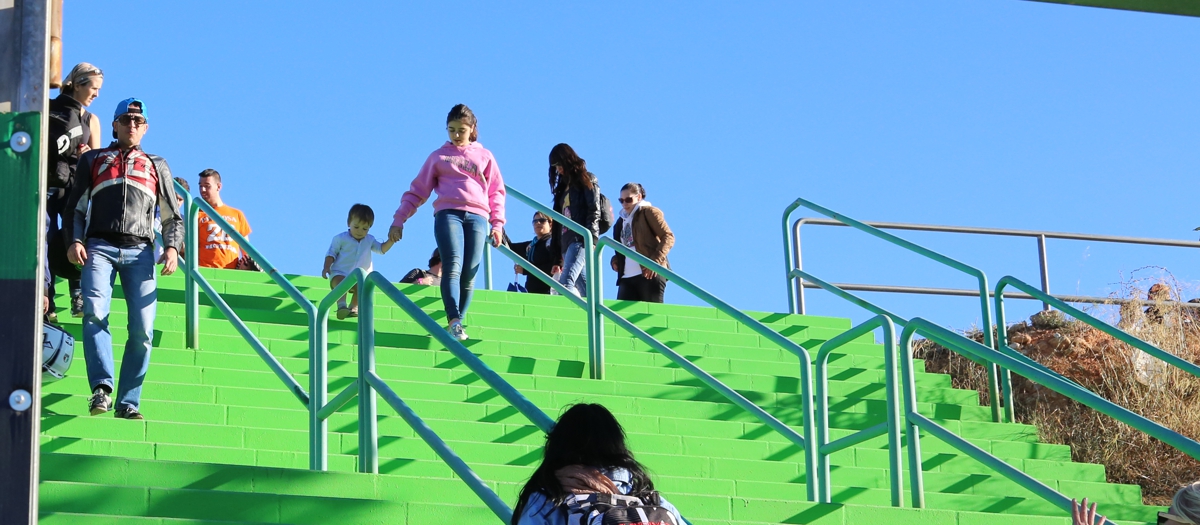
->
xmin=434 ymin=209 xmax=488 ymax=322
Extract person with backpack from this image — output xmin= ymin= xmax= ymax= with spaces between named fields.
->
xmin=549 ymin=144 xmax=610 ymax=297
xmin=46 ymin=62 xmax=105 ymax=320
xmin=389 ymin=104 xmax=506 ymax=342
xmin=512 ymin=403 xmax=685 ymax=525
xmin=610 ymin=183 xmax=674 ymax=303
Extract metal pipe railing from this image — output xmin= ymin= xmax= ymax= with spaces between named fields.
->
xmin=305 ymin=271 xmax=512 ymax=523
xmin=814 ymin=315 xmax=901 ymax=506
xmin=995 ymin=276 xmax=1200 ymax=380
xmin=781 ymin=198 xmax=1007 ymax=423
xmin=596 ymin=237 xmax=820 ymax=501
xmin=788 ymin=217 xmax=1200 ymax=314
xmin=899 ymin=317 xmax=1200 ymax=523
xmin=501 ymin=185 xmax=605 ymax=379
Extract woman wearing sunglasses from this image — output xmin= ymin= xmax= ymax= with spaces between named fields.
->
xmin=609 ymin=183 xmax=673 ymax=303
xmin=1073 ymin=482 xmax=1200 ymax=524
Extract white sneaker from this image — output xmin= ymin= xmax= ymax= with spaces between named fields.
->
xmin=448 ymin=322 xmax=469 ymax=342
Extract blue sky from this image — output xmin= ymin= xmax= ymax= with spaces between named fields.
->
xmin=62 ymin=1 xmax=1200 ymax=331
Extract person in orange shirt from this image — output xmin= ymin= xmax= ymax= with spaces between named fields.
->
xmin=196 ymin=168 xmax=253 ymax=269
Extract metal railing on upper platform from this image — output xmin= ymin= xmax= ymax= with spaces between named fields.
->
xmin=786 ymin=217 xmax=1200 ymax=313
xmin=782 ymin=197 xmax=1007 ymax=423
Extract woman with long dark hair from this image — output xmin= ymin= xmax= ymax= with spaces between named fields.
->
xmin=390 ymin=104 xmax=506 ymax=341
xmin=512 ymin=403 xmax=685 ymax=524
xmin=548 ymin=144 xmax=601 ymax=297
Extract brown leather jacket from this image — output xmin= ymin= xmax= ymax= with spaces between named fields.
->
xmin=610 ymin=205 xmax=674 ymax=274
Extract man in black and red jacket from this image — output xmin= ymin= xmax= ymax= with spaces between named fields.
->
xmin=64 ymin=98 xmax=183 ymax=420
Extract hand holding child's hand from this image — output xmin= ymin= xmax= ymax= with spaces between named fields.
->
xmin=489 ymin=229 xmax=502 ymax=248
xmin=388 ymin=226 xmax=403 ymax=243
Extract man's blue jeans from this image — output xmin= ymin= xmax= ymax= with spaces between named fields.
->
xmin=557 ymin=240 xmax=587 ymax=297
xmin=434 ymin=209 xmax=488 ymax=322
xmin=81 ymin=239 xmax=157 ymax=411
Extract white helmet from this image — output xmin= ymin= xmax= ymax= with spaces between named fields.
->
xmin=42 ymin=323 xmax=75 ymax=383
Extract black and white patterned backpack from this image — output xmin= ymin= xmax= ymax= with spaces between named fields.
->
xmin=565 ymin=493 xmax=680 ymax=525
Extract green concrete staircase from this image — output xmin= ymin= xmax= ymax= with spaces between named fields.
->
xmin=39 ymin=268 xmax=1163 ymax=524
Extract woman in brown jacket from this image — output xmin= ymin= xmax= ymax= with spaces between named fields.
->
xmin=609 ymin=183 xmax=674 ymax=303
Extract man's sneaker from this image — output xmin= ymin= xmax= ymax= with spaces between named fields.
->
xmin=114 ymin=407 xmax=144 ymax=420
xmin=336 ymin=307 xmax=351 ymax=320
xmin=88 ymin=388 xmax=112 ymax=415
xmin=71 ymin=293 xmax=84 ymax=318
xmin=44 ymin=310 xmax=59 ymax=325
xmin=348 ymin=308 xmax=359 ymax=318
xmin=448 ymin=322 xmax=468 ymax=342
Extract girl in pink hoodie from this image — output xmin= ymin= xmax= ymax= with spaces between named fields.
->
xmin=389 ymin=104 xmax=506 ymax=341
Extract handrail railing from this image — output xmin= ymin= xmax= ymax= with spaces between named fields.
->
xmin=900 ymin=317 xmax=1200 ymax=524
xmin=178 ymin=182 xmax=315 ymax=349
xmin=814 ymin=315 xmax=902 ymax=506
xmin=995 ymin=276 xmax=1200 ymax=381
xmin=596 ymin=237 xmax=819 ymax=501
xmin=497 ymin=185 xmax=605 ymax=379
xmin=305 ymin=269 xmax=521 ymax=523
xmin=782 ymin=197 xmax=1006 ymax=423
xmin=790 ymin=269 xmax=907 ymax=327
xmin=312 ymin=270 xmax=555 ymax=471
xmin=788 ymin=217 xmax=1200 ymax=314
xmin=174 ymin=184 xmax=311 ymax=406
xmin=490 ymin=212 xmax=824 ymax=501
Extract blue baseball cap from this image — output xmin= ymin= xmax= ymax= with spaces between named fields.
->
xmin=113 ymin=98 xmax=148 ymax=121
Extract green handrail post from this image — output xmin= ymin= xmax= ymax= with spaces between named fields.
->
xmin=899 ymin=317 xmax=1197 ymax=524
xmin=995 ymin=276 xmax=1200 ymax=380
xmin=181 ymin=182 xmax=199 ymax=350
xmin=597 ymin=237 xmax=818 ymax=502
xmin=483 ymin=245 xmax=493 ymax=291
xmin=359 ymin=272 xmax=379 ymax=473
xmin=311 ymin=268 xmax=364 ymax=470
xmin=782 ymin=197 xmax=1008 ymax=423
xmin=815 ymin=315 xmax=902 ymax=507
xmin=781 ymin=200 xmax=803 ymax=314
xmin=504 ymin=185 xmax=604 ymax=379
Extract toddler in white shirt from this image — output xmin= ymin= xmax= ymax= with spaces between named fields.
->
xmin=323 ymin=204 xmax=396 ymax=319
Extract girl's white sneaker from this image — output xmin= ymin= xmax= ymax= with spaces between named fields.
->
xmin=448 ymin=322 xmax=469 ymax=342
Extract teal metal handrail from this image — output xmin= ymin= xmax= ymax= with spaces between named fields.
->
xmin=995 ymin=276 xmax=1200 ymax=380
xmin=791 ymin=269 xmax=906 ymax=327
xmin=899 ymin=317 xmax=1200 ymax=524
xmin=596 ymin=237 xmax=819 ymax=501
xmin=782 ymin=197 xmax=1008 ymax=423
xmin=303 ymin=269 xmax=519 ymax=523
xmin=814 ymin=315 xmax=902 ymax=506
xmin=312 ymin=270 xmax=555 ymax=469
xmin=497 ymin=185 xmax=605 ymax=379
xmin=174 ymin=183 xmax=311 ymax=406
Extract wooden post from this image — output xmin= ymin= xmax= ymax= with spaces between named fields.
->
xmin=0 ymin=1 xmax=49 ymax=524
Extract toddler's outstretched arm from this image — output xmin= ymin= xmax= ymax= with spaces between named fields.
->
xmin=380 ymin=237 xmax=397 ymax=254
xmin=322 ymin=256 xmax=334 ymax=279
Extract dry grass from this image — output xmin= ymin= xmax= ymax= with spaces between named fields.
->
xmin=916 ymin=274 xmax=1200 ymax=505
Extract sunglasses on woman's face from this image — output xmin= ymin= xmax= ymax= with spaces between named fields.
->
xmin=533 ymin=218 xmax=549 ymax=224
xmin=619 ymin=197 xmax=637 ymax=204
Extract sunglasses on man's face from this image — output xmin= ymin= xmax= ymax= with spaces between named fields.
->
xmin=117 ymin=115 xmax=146 ymax=126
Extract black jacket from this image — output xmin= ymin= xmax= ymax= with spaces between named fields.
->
xmin=550 ymin=172 xmax=601 ymax=261
xmin=47 ymin=94 xmax=89 ymax=189
xmin=65 ymin=144 xmax=184 ymax=252
xmin=511 ymin=236 xmax=556 ymax=294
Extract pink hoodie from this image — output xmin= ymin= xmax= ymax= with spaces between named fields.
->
xmin=391 ymin=141 xmax=506 ymax=230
